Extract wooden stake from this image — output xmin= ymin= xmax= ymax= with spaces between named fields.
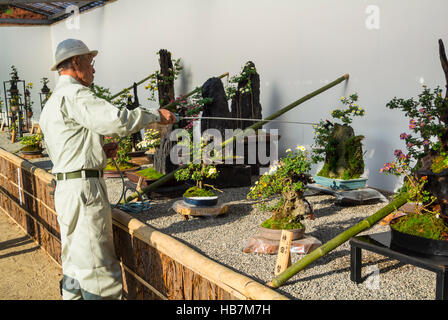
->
xmin=0 ymin=119 xmax=4 ymax=132
xmin=274 ymin=230 xmax=293 ymax=276
xmin=136 ymin=176 xmax=143 ymax=192
xmin=11 ymin=130 xmax=16 ymax=143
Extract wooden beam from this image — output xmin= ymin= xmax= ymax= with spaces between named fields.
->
xmin=0 ymin=1 xmax=82 ymax=4
xmin=0 ymin=18 xmax=51 ymax=24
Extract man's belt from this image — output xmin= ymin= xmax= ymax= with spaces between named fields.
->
xmin=56 ymin=170 xmax=103 ymax=181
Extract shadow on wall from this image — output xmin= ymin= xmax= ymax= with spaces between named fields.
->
xmin=178 ymin=62 xmax=192 ymax=96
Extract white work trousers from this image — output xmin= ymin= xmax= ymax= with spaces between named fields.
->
xmin=55 ymin=177 xmax=123 ymax=300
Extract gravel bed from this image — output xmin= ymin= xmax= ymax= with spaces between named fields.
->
xmin=0 ymin=132 xmax=435 ymax=300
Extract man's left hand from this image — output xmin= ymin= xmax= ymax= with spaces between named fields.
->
xmin=103 ymin=142 xmax=118 ymax=158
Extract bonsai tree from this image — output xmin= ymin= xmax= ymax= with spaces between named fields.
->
xmin=247 ymin=146 xmax=314 ymax=230
xmin=40 ymin=77 xmax=51 ymax=94
xmin=19 ymin=133 xmax=43 ymax=152
xmin=311 ymin=93 xmax=366 ymax=180
xmin=379 ymin=39 xmax=448 ymax=241
xmin=174 ymin=137 xmax=220 ymax=198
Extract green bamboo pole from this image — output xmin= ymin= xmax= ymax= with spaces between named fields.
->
xmin=267 ymin=192 xmax=410 ymax=289
xmin=110 ymin=72 xmax=229 ymax=109
xmin=122 ymin=73 xmax=349 ymax=203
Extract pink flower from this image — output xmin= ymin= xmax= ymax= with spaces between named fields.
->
xmin=399 ymin=133 xmax=409 ymax=140
xmin=423 ymin=140 xmax=430 ymax=145
xmin=419 ymin=108 xmax=425 ymax=113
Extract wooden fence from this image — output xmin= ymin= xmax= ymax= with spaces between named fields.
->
xmin=0 ymin=148 xmax=287 ymax=300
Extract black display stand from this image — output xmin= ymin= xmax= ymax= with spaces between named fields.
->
xmin=350 ymin=232 xmax=448 ymax=300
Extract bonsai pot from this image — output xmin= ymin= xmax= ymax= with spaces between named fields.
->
xmin=183 ymin=195 xmax=218 ymax=207
xmin=312 ymin=175 xmax=367 ymax=190
xmin=21 ymin=145 xmax=42 ymax=155
xmin=258 ymin=226 xmax=305 ymax=241
xmin=390 ymin=224 xmax=448 ymax=257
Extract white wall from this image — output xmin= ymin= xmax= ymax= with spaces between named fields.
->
xmin=0 ymin=25 xmax=53 ymax=121
xmin=2 ymin=0 xmax=448 ymax=191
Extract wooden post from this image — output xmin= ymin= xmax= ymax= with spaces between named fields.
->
xmin=274 ymin=230 xmax=293 ymax=276
xmin=0 ymin=119 xmax=4 ymax=132
xmin=11 ymin=130 xmax=16 ymax=143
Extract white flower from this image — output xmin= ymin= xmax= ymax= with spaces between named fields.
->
xmin=296 ymin=145 xmax=306 ymax=152
xmin=286 ymin=148 xmax=292 ymax=153
xmin=255 ymin=181 xmax=259 ymax=184
xmin=208 ymin=167 xmax=217 ymax=175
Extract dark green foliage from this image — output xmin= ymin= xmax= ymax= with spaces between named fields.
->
xmin=391 ymin=212 xmax=448 ymax=241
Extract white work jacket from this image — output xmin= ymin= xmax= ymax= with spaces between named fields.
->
xmin=39 ymin=75 xmax=160 ymax=173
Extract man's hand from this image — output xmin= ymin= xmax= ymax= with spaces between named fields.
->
xmin=103 ymin=142 xmax=118 ymax=159
xmin=158 ymin=109 xmax=177 ymax=125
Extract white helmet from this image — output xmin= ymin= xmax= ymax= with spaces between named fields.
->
xmin=51 ymin=38 xmax=98 ymax=71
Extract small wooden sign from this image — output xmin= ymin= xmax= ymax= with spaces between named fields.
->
xmin=274 ymin=230 xmax=293 ymax=276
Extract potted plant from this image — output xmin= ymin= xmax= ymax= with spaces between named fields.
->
xmin=311 ymin=93 xmax=367 ymax=190
xmin=381 ymin=84 xmax=448 ymax=255
xmin=24 ymin=82 xmax=34 ymax=118
xmin=247 ymin=146 xmax=314 ymax=240
xmin=19 ymin=133 xmax=43 ymax=155
xmin=173 ymin=136 xmax=221 ymax=206
xmin=9 ymin=95 xmax=19 ymax=112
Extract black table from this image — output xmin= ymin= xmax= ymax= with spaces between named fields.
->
xmin=350 ymin=232 xmax=448 ymax=300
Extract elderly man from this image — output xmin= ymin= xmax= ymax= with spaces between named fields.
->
xmin=39 ymin=39 xmax=176 ymax=300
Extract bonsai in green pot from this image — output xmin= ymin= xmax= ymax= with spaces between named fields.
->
xmin=247 ymin=146 xmax=313 ymax=239
xmin=20 ymin=133 xmax=43 ymax=154
xmin=311 ymin=93 xmax=367 ymax=189
xmin=381 ymin=85 xmax=448 ymax=253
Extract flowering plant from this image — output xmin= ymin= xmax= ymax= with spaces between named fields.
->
xmin=169 ymin=91 xmax=212 ymax=131
xmin=136 ymin=129 xmax=160 ymax=150
xmin=247 ymin=146 xmax=313 ymax=227
xmin=385 ymin=86 xmax=448 ymax=169
xmin=104 ymin=136 xmax=132 ymax=167
xmin=144 ymin=53 xmax=182 ymax=104
xmin=225 ymin=62 xmax=257 ymax=100
xmin=19 ymin=133 xmax=42 ymax=146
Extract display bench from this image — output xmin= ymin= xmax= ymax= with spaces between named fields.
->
xmin=349 ymin=232 xmax=448 ymax=300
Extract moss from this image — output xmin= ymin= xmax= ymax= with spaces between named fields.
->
xmin=391 ymin=212 xmax=448 ymax=241
xmin=344 ymin=135 xmax=365 ymax=178
xmin=183 ymin=186 xmax=216 ymax=198
xmin=317 ymin=163 xmax=361 ymax=180
xmin=135 ymin=167 xmax=164 ymax=180
xmin=21 ymin=145 xmax=41 ymax=152
xmin=431 ymin=154 xmax=448 ymax=173
xmin=261 ymin=216 xmax=304 ymax=230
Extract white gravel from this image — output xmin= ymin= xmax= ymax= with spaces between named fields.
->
xmin=105 ymin=172 xmax=437 ymax=300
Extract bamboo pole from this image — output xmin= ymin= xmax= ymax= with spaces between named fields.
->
xmin=123 ymin=73 xmax=349 ymax=203
xmin=266 ymin=192 xmax=410 ymax=288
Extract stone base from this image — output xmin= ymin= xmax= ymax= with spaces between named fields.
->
xmin=21 ymin=152 xmax=44 ymax=160
xmin=172 ymin=200 xmax=228 ymax=220
xmin=243 ymin=234 xmax=322 ymax=255
xmin=307 ymin=183 xmax=388 ymax=205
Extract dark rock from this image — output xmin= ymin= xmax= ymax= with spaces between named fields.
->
xmin=230 ymin=61 xmax=262 ymax=130
xmin=201 ymin=77 xmax=232 ymax=136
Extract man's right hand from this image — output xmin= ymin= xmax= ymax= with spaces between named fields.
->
xmin=158 ymin=109 xmax=177 ymax=125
